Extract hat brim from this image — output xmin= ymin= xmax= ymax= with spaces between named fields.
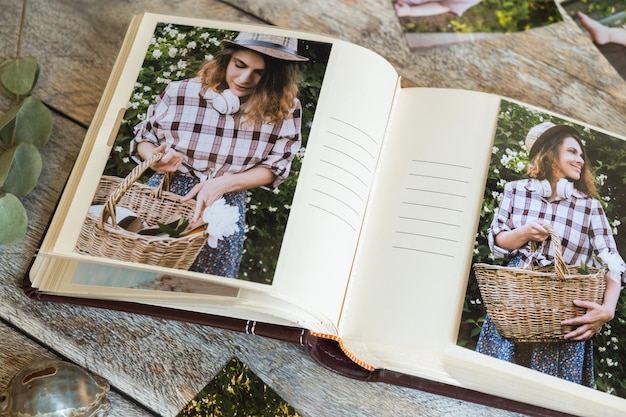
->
xmin=222 ymin=39 xmax=309 ymax=62
xmin=528 ymin=124 xmax=581 ymax=160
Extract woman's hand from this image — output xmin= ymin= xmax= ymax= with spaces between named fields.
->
xmin=136 ymin=142 xmax=182 ymax=173
xmin=182 ymin=178 xmax=228 ymax=226
xmin=149 ymin=143 xmax=183 ymax=173
xmin=562 ymin=278 xmax=620 ymax=341
xmin=181 ymin=166 xmax=275 ymax=226
xmin=522 ymin=220 xmax=551 ymax=242
xmin=562 ymin=300 xmax=614 ymax=341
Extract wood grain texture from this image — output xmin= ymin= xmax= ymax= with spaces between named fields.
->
xmin=0 ymin=0 xmax=259 ymax=127
xmin=1 ymin=0 xmax=624 ymax=416
xmin=222 ymin=0 xmax=626 ymax=136
xmin=0 ymin=322 xmax=155 ymax=416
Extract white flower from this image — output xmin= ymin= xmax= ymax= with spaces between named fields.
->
xmin=202 ymin=198 xmax=240 ymax=248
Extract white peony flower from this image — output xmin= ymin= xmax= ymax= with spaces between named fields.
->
xmin=202 ymin=198 xmax=240 ymax=248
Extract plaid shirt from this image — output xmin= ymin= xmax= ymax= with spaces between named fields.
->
xmin=488 ymin=179 xmax=624 ymax=272
xmin=131 ymin=78 xmax=302 ymax=188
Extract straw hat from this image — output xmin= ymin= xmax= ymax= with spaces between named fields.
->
xmin=525 ymin=122 xmax=581 ymax=160
xmin=222 ymin=32 xmax=309 ymax=62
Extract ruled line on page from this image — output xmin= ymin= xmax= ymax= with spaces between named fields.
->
xmin=392 ymin=159 xmax=472 ymax=259
xmin=307 ymin=117 xmax=382 ymax=232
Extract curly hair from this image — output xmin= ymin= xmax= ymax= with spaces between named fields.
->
xmin=196 ymin=48 xmax=299 ymax=124
xmin=527 ymin=130 xmax=597 ymax=197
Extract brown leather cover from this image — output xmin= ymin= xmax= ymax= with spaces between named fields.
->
xmin=23 ymin=273 xmax=575 ymax=417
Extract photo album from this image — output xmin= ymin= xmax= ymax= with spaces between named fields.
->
xmin=26 ymin=12 xmax=626 ymax=417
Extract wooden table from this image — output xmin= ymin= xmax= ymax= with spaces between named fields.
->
xmin=1 ymin=1 xmax=624 ymax=416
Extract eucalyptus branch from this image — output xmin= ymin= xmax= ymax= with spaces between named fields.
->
xmin=0 ymin=0 xmax=52 ymax=245
xmin=16 ymin=0 xmax=27 ymax=59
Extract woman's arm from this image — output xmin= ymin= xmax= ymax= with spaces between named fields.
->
xmin=182 ymin=166 xmax=275 ymax=225
xmin=494 ymin=219 xmax=551 ymax=251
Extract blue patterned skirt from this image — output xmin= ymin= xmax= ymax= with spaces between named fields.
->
xmin=475 ymin=256 xmax=595 ymax=386
xmin=476 ymin=315 xmax=594 ymax=386
xmin=146 ymin=172 xmax=246 ymax=278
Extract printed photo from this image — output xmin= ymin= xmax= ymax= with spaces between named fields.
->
xmin=392 ymin=0 xmax=563 ymax=51
xmin=74 ymin=22 xmax=333 ymax=285
xmin=560 ymin=0 xmax=626 ymax=80
xmin=460 ymin=99 xmax=626 ymax=398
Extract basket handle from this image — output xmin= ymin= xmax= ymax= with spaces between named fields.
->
xmin=97 ymin=152 xmax=164 ymax=229
xmin=530 ymin=223 xmax=568 ymax=279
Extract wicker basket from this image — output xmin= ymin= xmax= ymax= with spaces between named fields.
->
xmin=473 ymin=224 xmax=606 ymax=343
xmin=75 ymin=153 xmax=207 ymax=270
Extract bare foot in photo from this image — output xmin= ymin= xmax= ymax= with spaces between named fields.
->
xmin=578 ymin=11 xmax=626 ymax=46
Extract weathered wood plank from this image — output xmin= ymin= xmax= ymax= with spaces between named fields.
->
xmin=0 ymin=321 xmax=156 ymax=416
xmin=2 ymin=0 xmax=623 ymax=134
xmin=0 ymin=0 xmax=261 ymax=127
xmin=223 ymin=0 xmax=626 ymax=135
xmin=2 ymin=1 xmax=624 ymax=416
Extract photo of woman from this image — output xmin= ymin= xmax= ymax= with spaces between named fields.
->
xmin=476 ymin=121 xmax=625 ymax=386
xmin=460 ymin=100 xmax=626 ymax=397
xmin=77 ymin=23 xmax=332 ymax=284
xmin=131 ymin=31 xmax=309 ymax=279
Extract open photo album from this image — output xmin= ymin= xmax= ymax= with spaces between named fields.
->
xmin=26 ymin=12 xmax=626 ymax=417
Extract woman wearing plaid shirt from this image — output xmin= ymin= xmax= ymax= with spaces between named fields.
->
xmin=476 ymin=122 xmax=625 ymax=386
xmin=131 ymin=32 xmax=309 ymax=278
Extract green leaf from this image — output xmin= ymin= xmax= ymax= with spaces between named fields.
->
xmin=576 ymin=260 xmax=590 ymax=275
xmin=157 ymin=217 xmax=189 ymax=237
xmin=0 ymin=143 xmax=42 ymax=197
xmin=0 ymin=104 xmax=20 ymax=147
xmin=0 ymin=96 xmax=52 ymax=149
xmin=0 ymin=193 xmax=28 ymax=244
xmin=0 ymin=56 xmax=39 ymax=97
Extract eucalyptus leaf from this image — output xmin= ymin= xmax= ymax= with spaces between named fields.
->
xmin=0 ymin=142 xmax=42 ymax=197
xmin=0 ymin=96 xmax=52 ymax=149
xmin=0 ymin=104 xmax=20 ymax=147
xmin=0 ymin=56 xmax=39 ymax=97
xmin=0 ymin=192 xmax=28 ymax=244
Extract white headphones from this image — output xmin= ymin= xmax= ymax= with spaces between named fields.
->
xmin=532 ymin=178 xmax=574 ymax=200
xmin=203 ymin=89 xmax=240 ymax=115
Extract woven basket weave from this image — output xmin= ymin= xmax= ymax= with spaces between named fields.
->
xmin=473 ymin=224 xmax=606 ymax=343
xmin=75 ymin=153 xmax=207 ymax=270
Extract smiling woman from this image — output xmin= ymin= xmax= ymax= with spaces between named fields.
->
xmin=475 ymin=121 xmax=626 ymax=387
xmin=130 ymin=31 xmax=309 ymax=279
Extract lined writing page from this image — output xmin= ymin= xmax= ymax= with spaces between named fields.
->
xmin=38 ymin=16 xmax=400 ymax=333
xmin=308 ymin=116 xmax=380 ymax=233
xmin=268 ymin=40 xmax=400 ymax=329
xmin=393 ymin=159 xmax=472 ymax=258
xmin=337 ymin=88 xmax=501 ymax=371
